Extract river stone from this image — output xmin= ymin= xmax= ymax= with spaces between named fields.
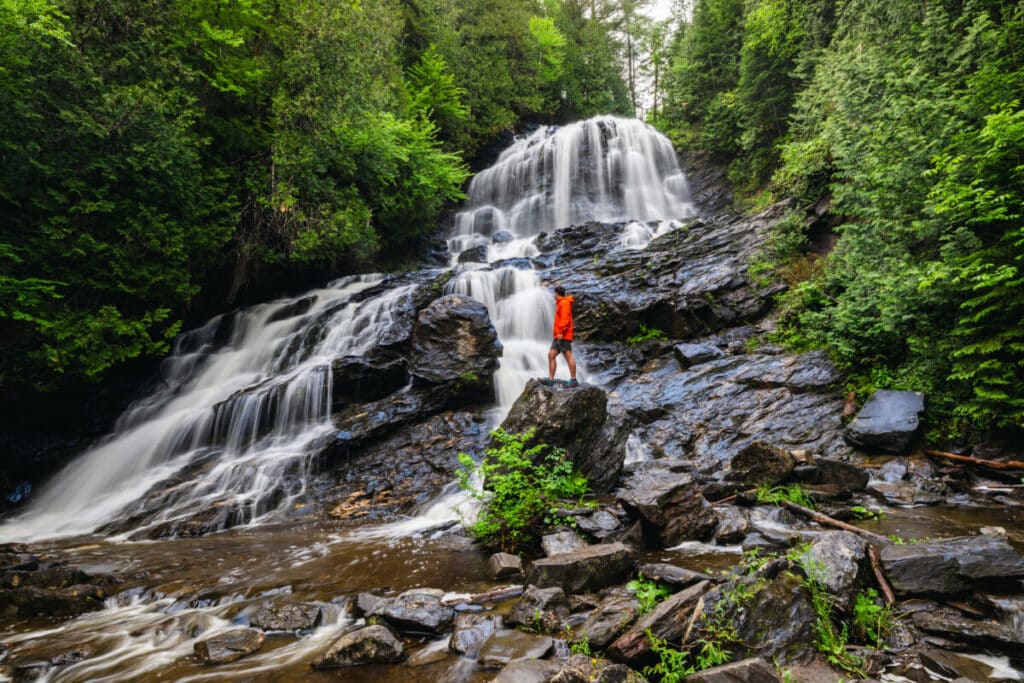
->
xmin=527 ymin=543 xmax=636 ymax=594
xmin=449 ymin=613 xmax=502 ymax=656
xmin=792 ymin=457 xmax=869 ymax=491
xmin=686 ymin=658 xmax=781 ymax=683
xmin=607 ymin=580 xmax=711 ymax=663
xmin=492 ymin=659 xmax=564 ymax=683
xmin=845 ymin=390 xmax=925 ymax=453
xmin=636 ymin=563 xmax=715 ymax=589
xmin=799 ymin=532 xmax=866 ymax=605
xmin=542 ymin=531 xmax=588 ymax=557
xmin=551 ymin=654 xmax=646 ymax=683
xmin=409 ymin=294 xmax=501 ymax=388
xmin=880 ymin=535 xmax=1024 ymax=595
xmin=369 ymin=588 xmax=455 ymax=634
xmin=912 ymin=608 xmax=1024 ymax=652
xmin=616 ymin=463 xmax=717 ymax=546
xmin=477 ymin=630 xmax=554 ymax=669
xmin=713 ymin=506 xmax=750 ymax=544
xmin=573 ymin=593 xmax=639 ymax=649
xmin=457 ymin=244 xmax=489 ymax=264
xmin=673 ymin=343 xmax=725 ymax=368
xmin=194 ymin=628 xmax=265 ymax=665
xmin=249 ymin=601 xmax=322 ymax=632
xmin=312 ymin=624 xmax=403 ymax=668
xmin=508 ymin=585 xmax=570 ymax=631
xmin=727 ymin=441 xmax=795 ymax=486
xmin=498 ymin=380 xmax=616 ymax=492
xmin=487 ymin=553 xmax=523 ymax=580
xmin=354 ymin=592 xmax=383 ymax=617
xmin=574 ymin=510 xmax=623 ymax=539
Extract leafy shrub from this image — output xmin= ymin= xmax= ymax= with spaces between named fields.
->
xmin=626 ymin=574 xmax=671 ymax=615
xmin=853 ymin=588 xmax=896 ymax=648
xmin=456 ymin=428 xmax=589 ymax=553
xmin=755 ymin=483 xmax=815 ymax=509
xmin=627 ymin=324 xmax=667 ymax=345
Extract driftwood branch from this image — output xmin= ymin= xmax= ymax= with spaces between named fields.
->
xmin=779 ymin=500 xmax=889 ymax=544
xmin=924 ymin=449 xmax=1024 ymax=471
xmin=867 ymin=544 xmax=896 ymax=605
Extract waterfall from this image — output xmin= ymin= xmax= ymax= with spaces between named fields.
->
xmin=0 ymin=116 xmax=693 ymax=542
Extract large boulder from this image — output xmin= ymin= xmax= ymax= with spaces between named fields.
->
xmin=331 ymin=353 xmax=408 ymax=405
xmin=798 ymin=532 xmax=867 ymax=607
xmin=508 ymin=585 xmax=570 ymax=631
xmin=450 ymin=613 xmax=502 ymax=656
xmin=409 ymin=294 xmax=501 ymax=391
xmin=312 ymin=625 xmax=403 ymax=668
xmin=487 ymin=553 xmax=523 ymax=580
xmin=477 ymin=631 xmax=554 ymax=669
xmin=498 ymin=380 xmax=617 ymax=491
xmin=542 ymin=531 xmax=588 ymax=557
xmin=880 ymin=535 xmax=1024 ymax=595
xmin=845 ymin=390 xmax=925 ymax=453
xmin=367 ymin=588 xmax=455 ymax=634
xmin=726 ymin=441 xmax=795 ymax=486
xmin=616 ymin=463 xmax=717 ymax=546
xmin=527 ymin=543 xmax=637 ymax=594
xmin=194 ymin=628 xmax=265 ymax=665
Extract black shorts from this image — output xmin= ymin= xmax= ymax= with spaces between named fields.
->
xmin=551 ymin=339 xmax=573 ymax=353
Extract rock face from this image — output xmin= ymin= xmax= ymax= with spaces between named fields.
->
xmin=312 ymin=625 xmax=403 ymax=668
xmin=0 ymin=556 xmax=117 ymax=617
xmin=194 ymin=628 xmax=265 ymax=665
xmin=410 ymin=294 xmax=501 ymax=390
xmin=845 ymin=390 xmax=925 ymax=453
xmin=880 ymin=535 xmax=1024 ymax=595
xmin=249 ymin=602 xmax=322 ymax=632
xmin=527 ymin=543 xmax=637 ymax=594
xmin=574 ymin=593 xmax=639 ymax=649
xmin=367 ymin=589 xmax=455 ymax=634
xmin=912 ymin=609 xmax=1024 ymax=652
xmin=331 ymin=353 xmax=408 ymax=405
xmin=498 ymin=380 xmax=616 ymax=491
xmin=616 ymin=464 xmax=717 ymax=546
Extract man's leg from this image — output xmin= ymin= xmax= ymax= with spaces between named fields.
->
xmin=563 ymin=350 xmax=577 ymax=380
xmin=548 ymin=346 xmax=558 ymax=379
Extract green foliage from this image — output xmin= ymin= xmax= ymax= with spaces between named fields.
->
xmin=569 ymin=633 xmax=592 ymax=656
xmin=643 ymin=631 xmax=696 ymax=683
xmin=849 ymin=505 xmax=884 ymax=521
xmin=626 ymin=573 xmax=671 ymax=615
xmin=755 ymin=483 xmax=815 ymax=509
xmin=799 ymin=559 xmax=865 ymax=677
xmin=627 ymin=324 xmax=667 ymax=344
xmin=852 ymin=588 xmax=896 ymax=648
xmin=456 ymin=428 xmax=590 ymax=553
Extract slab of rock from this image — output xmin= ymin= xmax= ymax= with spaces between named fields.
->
xmin=492 ymin=659 xmax=564 ymax=683
xmin=449 ymin=613 xmax=502 ymax=656
xmin=312 ymin=625 xmax=403 ymax=668
xmin=477 ymin=630 xmax=554 ymax=669
xmin=799 ymin=532 xmax=866 ymax=605
xmin=636 ymin=563 xmax=715 ymax=589
xmin=551 ymin=654 xmax=646 ymax=682
xmin=686 ymin=658 xmax=781 ymax=683
xmin=331 ymin=353 xmax=408 ymax=405
xmin=542 ymin=531 xmax=588 ymax=557
xmin=845 ymin=390 xmax=925 ymax=453
xmin=880 ymin=535 xmax=1024 ymax=595
xmin=508 ymin=585 xmax=570 ymax=631
xmin=912 ymin=609 xmax=1024 ymax=652
xmin=368 ymin=588 xmax=454 ymax=634
xmin=487 ymin=553 xmax=523 ymax=580
xmin=673 ymin=343 xmax=725 ymax=369
xmin=727 ymin=441 xmax=795 ymax=486
xmin=249 ymin=602 xmax=322 ymax=632
xmin=498 ymin=379 xmax=616 ymax=491
xmin=573 ymin=593 xmax=639 ymax=649
xmin=617 ymin=464 xmax=717 ymax=546
xmin=194 ymin=628 xmax=265 ymax=665
xmin=792 ymin=458 xmax=868 ymax=491
xmin=574 ymin=510 xmax=624 ymax=539
xmin=713 ymin=506 xmax=750 ymax=545
xmin=607 ymin=580 xmax=711 ymax=663
xmin=409 ymin=294 xmax=501 ymax=389
xmin=527 ymin=543 xmax=636 ymax=594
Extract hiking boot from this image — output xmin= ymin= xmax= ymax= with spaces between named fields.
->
xmin=539 ymin=377 xmax=557 ymax=386
xmin=565 ymin=378 xmax=579 ymax=388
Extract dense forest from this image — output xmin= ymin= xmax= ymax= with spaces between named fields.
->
xmin=656 ymin=0 xmax=1023 ymax=438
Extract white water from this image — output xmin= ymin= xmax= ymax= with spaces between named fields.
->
xmin=0 ymin=115 xmax=694 ymax=544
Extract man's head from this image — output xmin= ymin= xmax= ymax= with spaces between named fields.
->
xmin=554 ymin=285 xmax=566 ymax=297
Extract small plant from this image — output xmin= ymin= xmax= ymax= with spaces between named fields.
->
xmin=853 ymin=588 xmax=896 ymax=648
xmin=800 ymin=559 xmax=865 ymax=677
xmin=849 ymin=505 xmax=884 ymax=521
xmin=643 ymin=630 xmax=696 ymax=683
xmin=627 ymin=573 xmax=671 ymax=615
xmin=569 ymin=633 xmax=591 ymax=656
xmin=756 ymin=482 xmax=816 ymax=509
xmin=456 ymin=428 xmax=590 ymax=552
xmin=627 ymin=324 xmax=666 ymax=345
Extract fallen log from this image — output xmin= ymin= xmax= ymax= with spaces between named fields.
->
xmin=867 ymin=544 xmax=895 ymax=605
xmin=924 ymin=449 xmax=1024 ymax=471
xmin=779 ymin=500 xmax=889 ymax=544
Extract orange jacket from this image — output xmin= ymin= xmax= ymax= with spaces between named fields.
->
xmin=553 ymin=295 xmax=574 ymax=341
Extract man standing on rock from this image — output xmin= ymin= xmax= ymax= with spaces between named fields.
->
xmin=546 ymin=285 xmax=578 ymax=387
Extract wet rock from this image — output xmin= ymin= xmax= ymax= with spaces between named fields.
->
xmin=528 ymin=542 xmax=637 ymax=594
xmin=799 ymin=532 xmax=866 ymax=605
xmin=498 ymin=380 xmax=616 ymax=492
xmin=792 ymin=458 xmax=869 ymax=491
xmin=880 ymin=535 xmax=1024 ymax=595
xmin=354 ymin=592 xmax=384 ymax=617
xmin=551 ymin=654 xmax=646 ymax=683
xmin=492 ymin=230 xmax=515 ymax=244
xmin=0 ymin=583 xmax=108 ymax=617
xmin=449 ymin=613 xmax=502 ymax=656
xmin=574 ymin=509 xmax=624 ymax=539
xmin=312 ymin=624 xmax=403 ymax=668
xmin=409 ymin=295 xmax=501 ymax=391
xmin=457 ymin=244 xmax=489 ymax=264
xmin=918 ymin=648 xmax=1018 ymax=682
xmin=574 ymin=593 xmax=639 ymax=649
xmin=49 ymin=647 xmax=93 ymax=667
xmin=673 ymin=343 xmax=725 ymax=368
xmin=194 ymin=628 xmax=265 ymax=665
xmin=727 ymin=441 xmax=795 ymax=486
xmin=477 ymin=630 xmax=554 ymax=669
xmin=1 ymin=564 xmax=89 ymax=589
xmin=492 ymin=659 xmax=564 ymax=683
xmin=685 ymin=658 xmax=781 ymax=683
xmin=845 ymin=390 xmax=925 ymax=454
xmin=713 ymin=506 xmax=749 ymax=544
xmin=0 ymin=551 xmax=38 ymax=572
xmin=508 ymin=585 xmax=570 ymax=631
xmin=912 ymin=608 xmax=1024 ymax=652
xmin=636 ymin=563 xmax=715 ymax=589
xmin=250 ymin=601 xmax=322 ymax=632
xmin=331 ymin=353 xmax=408 ymax=405
xmin=867 ymin=481 xmax=943 ymax=506
xmin=487 ymin=553 xmax=523 ymax=580
xmin=11 ymin=661 xmax=51 ymax=681
xmin=617 ymin=463 xmax=717 ymax=546
xmin=542 ymin=531 xmax=588 ymax=557
xmin=369 ymin=588 xmax=455 ymax=634
xmin=607 ymin=580 xmax=711 ymax=663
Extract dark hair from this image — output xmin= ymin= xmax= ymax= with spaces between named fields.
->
xmin=554 ymin=285 xmax=566 ymax=296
